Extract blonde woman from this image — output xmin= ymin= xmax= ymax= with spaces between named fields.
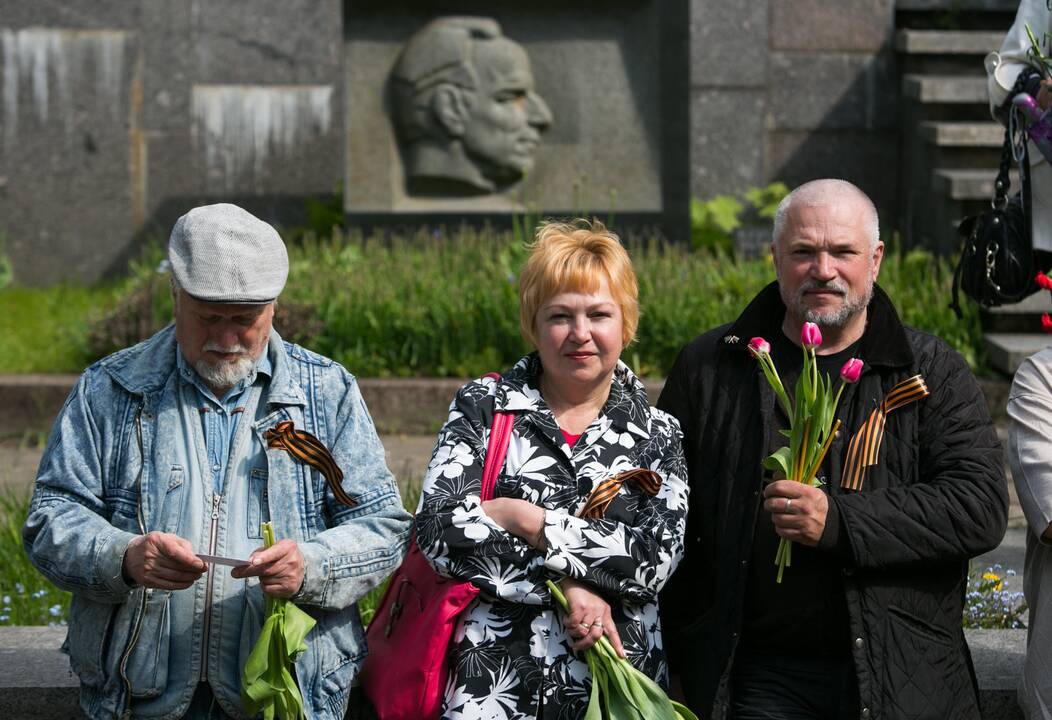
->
xmin=416 ymin=220 xmax=689 ymax=720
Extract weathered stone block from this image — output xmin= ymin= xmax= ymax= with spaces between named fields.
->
xmin=770 ymin=0 xmax=893 ymax=52
xmin=0 ymin=28 xmax=139 ymax=284
xmin=140 ymin=0 xmax=193 ymax=131
xmin=191 ymin=0 xmax=342 ymax=84
xmin=770 ymin=52 xmax=897 ymax=131
xmin=0 ymin=2 xmax=139 ymax=29
xmin=690 ymin=0 xmax=768 ymax=88
xmin=766 ymin=129 xmax=898 ymax=223
xmin=344 ymin=2 xmax=685 ymax=226
xmin=691 ymin=89 xmax=766 ymax=199
xmin=189 ymin=83 xmax=340 ymax=196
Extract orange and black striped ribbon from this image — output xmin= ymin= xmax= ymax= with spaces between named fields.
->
xmin=840 ymin=375 xmax=929 ymax=492
xmin=265 ymin=420 xmax=357 ymax=506
xmin=579 ymin=468 xmax=663 ymax=519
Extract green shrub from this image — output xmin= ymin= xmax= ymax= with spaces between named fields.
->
xmin=1 ymin=227 xmax=986 ymax=378
xmin=690 ymin=183 xmax=789 ymax=254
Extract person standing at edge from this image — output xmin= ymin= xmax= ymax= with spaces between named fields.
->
xmin=23 ymin=203 xmax=412 ymax=719
xmin=657 ymin=179 xmax=1007 ymax=720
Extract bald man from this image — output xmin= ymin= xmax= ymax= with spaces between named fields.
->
xmin=657 ymin=180 xmax=1007 ymax=720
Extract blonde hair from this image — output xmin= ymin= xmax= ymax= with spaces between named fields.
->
xmin=518 ymin=219 xmax=639 ymax=349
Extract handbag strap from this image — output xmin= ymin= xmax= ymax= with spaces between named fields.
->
xmin=950 ymin=69 xmax=1037 ymax=318
xmin=480 ymin=372 xmax=514 ymax=502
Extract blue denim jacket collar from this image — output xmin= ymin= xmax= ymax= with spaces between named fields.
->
xmin=100 ymin=324 xmax=306 ymax=408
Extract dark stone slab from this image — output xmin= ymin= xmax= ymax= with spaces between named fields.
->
xmin=769 ymin=52 xmax=898 ymax=131
xmin=691 ymin=89 xmax=767 ymax=199
xmin=0 ymin=2 xmax=139 ymax=29
xmin=0 ymin=27 xmax=139 ymax=285
xmin=0 ymin=3 xmax=345 ymax=285
xmin=967 ymin=629 xmax=1026 ymax=720
xmin=766 ymin=129 xmax=899 ymax=225
xmin=0 ymin=626 xmax=1024 ymax=719
xmin=690 ymin=0 xmax=768 ymax=88
xmin=343 ymin=1 xmax=690 ymax=242
xmin=190 ymin=0 xmax=342 ymax=84
xmin=140 ymin=0 xmax=193 ymax=132
xmin=770 ymin=0 xmax=893 ymax=52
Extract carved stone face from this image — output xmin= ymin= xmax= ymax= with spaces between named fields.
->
xmin=460 ymin=39 xmax=552 ymax=186
xmin=390 ymin=18 xmax=553 ymax=196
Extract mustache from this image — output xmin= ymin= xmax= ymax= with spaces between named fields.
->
xmin=798 ymin=279 xmax=848 ymax=295
xmin=202 ymin=341 xmax=248 ymax=354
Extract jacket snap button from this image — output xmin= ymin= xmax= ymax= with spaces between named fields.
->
xmin=861 ymin=708 xmax=870 ymax=719
xmin=854 ymin=637 xmax=864 ymax=649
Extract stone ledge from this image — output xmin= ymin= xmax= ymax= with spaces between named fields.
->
xmin=0 ymin=375 xmax=1013 ymax=437
xmin=896 ymin=30 xmax=1006 ymax=55
xmin=920 ymin=121 xmax=1003 ymax=147
xmin=932 ymin=167 xmax=1018 ymax=201
xmin=0 ymin=627 xmax=1023 ymax=718
xmin=902 ymin=74 xmax=988 ymax=104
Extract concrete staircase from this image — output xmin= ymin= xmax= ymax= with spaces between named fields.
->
xmin=895 ymin=3 xmax=1014 ymax=255
xmin=895 ymin=1 xmax=1048 ymax=375
xmin=982 ymin=291 xmax=1052 ymax=374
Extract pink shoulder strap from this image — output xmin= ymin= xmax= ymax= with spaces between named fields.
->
xmin=480 ymin=373 xmax=513 ymax=502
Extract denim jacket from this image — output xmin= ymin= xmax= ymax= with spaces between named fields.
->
xmin=23 ymin=326 xmax=413 ymax=720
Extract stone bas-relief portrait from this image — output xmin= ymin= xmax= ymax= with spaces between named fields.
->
xmin=390 ymin=17 xmax=553 ymax=196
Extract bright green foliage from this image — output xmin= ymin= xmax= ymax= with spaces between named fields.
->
xmin=743 ymin=182 xmax=790 ymax=219
xmin=0 ymin=230 xmax=986 ymax=379
xmin=690 ymin=195 xmax=743 ymax=254
xmin=546 ymin=580 xmax=698 ymax=720
xmin=241 ymin=522 xmax=316 ymax=720
xmin=0 ymin=233 xmax=13 ymax=290
xmin=690 ymin=182 xmax=790 ymax=253
xmin=0 ymin=491 xmax=71 ymax=625
xmin=0 ymin=284 xmax=118 ymax=372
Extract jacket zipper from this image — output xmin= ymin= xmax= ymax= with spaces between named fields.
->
xmin=118 ymin=405 xmax=150 ymax=718
xmin=199 ymin=491 xmax=222 ymax=681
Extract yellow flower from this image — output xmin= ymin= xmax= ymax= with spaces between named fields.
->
xmin=982 ymin=571 xmax=1004 ymax=592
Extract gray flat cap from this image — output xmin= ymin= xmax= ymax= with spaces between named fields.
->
xmin=168 ymin=203 xmax=288 ymax=303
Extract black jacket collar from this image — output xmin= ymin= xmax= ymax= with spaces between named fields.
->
xmin=721 ymin=281 xmax=914 ymax=369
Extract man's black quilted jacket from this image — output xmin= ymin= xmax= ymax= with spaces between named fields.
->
xmin=657 ymin=282 xmax=1008 ymax=720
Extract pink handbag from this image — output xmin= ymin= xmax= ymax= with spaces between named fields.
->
xmin=360 ymin=385 xmax=514 ymax=720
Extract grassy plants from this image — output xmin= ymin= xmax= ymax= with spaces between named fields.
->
xmin=0 ymin=491 xmax=70 ymax=625
xmin=0 ymin=227 xmax=985 ymax=378
xmin=0 ymin=284 xmax=118 ymax=373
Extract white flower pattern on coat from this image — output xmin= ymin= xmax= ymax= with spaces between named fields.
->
xmin=417 ymin=353 xmax=689 ymax=720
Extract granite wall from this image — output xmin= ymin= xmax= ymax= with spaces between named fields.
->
xmin=690 ymin=0 xmax=898 ymax=225
xmin=0 ymin=0 xmax=902 ymax=285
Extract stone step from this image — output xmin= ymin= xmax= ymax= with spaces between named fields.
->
xmin=896 ymin=30 xmax=1007 ymax=55
xmin=920 ymin=121 xmax=1004 ymax=147
xmin=932 ymin=167 xmax=1017 ymax=200
xmin=896 ymin=0 xmax=1022 ymax=10
xmin=984 ymin=291 xmax=1052 ymax=315
xmin=985 ymin=333 xmax=1052 ymax=375
xmin=903 ymin=74 xmax=988 ymax=104
xmin=982 ymin=292 xmax=1052 ymax=333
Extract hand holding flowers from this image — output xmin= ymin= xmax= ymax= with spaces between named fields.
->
xmin=748 ymin=323 xmax=861 ymax=582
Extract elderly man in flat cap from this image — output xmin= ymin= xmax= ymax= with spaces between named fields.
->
xmin=23 ymin=204 xmax=412 ymax=720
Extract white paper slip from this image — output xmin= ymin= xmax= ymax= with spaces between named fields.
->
xmin=197 ymin=553 xmax=250 ymax=568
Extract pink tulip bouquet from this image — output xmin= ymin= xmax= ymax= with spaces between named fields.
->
xmin=748 ymin=323 xmax=862 ymax=583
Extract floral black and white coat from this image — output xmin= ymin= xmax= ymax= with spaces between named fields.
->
xmin=416 ymin=353 xmax=689 ymax=720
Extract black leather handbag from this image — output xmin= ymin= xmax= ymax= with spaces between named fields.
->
xmin=950 ymin=74 xmax=1037 ymax=317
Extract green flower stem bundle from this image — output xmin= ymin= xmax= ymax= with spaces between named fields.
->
xmin=748 ymin=324 xmax=861 ymax=583
xmin=1025 ymin=22 xmax=1052 ymax=78
xmin=545 ymin=580 xmax=699 ymax=720
xmin=241 ymin=522 xmax=317 ymax=719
